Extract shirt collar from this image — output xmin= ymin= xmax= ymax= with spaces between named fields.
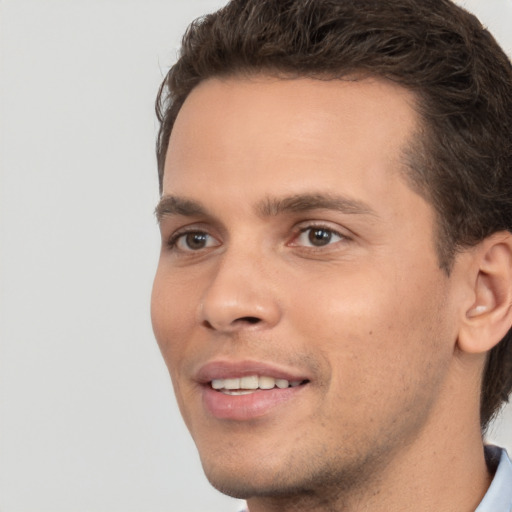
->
xmin=475 ymin=445 xmax=512 ymax=512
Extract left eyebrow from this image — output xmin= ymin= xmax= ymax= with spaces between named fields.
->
xmin=154 ymin=195 xmax=208 ymax=223
xmin=256 ymin=193 xmax=377 ymax=218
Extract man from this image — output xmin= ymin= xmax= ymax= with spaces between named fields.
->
xmin=150 ymin=0 xmax=512 ymax=510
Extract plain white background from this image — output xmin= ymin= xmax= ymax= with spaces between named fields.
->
xmin=0 ymin=1 xmax=511 ymax=511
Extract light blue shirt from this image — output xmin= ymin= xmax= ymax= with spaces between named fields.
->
xmin=239 ymin=445 xmax=512 ymax=512
xmin=476 ymin=445 xmax=512 ymax=512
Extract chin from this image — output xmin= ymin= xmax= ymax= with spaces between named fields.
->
xmin=203 ymin=466 xmax=305 ymax=500
xmin=198 ymin=445 xmax=362 ymax=501
xmin=200 ymin=455 xmax=272 ymax=498
xmin=199 ymin=452 xmax=302 ymax=499
xmin=205 ymin=474 xmax=262 ymax=500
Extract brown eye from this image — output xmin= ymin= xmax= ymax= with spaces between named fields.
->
xmin=184 ymin=232 xmax=208 ymax=250
xmin=292 ymin=226 xmax=344 ymax=248
xmin=308 ymin=228 xmax=333 ymax=246
xmin=171 ymin=231 xmax=220 ymax=252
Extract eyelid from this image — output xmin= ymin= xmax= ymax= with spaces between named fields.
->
xmin=294 ymin=219 xmax=350 ymax=236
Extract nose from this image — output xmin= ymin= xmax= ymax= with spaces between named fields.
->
xmin=199 ymin=250 xmax=282 ymax=333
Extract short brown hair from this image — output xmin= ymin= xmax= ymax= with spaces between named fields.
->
xmin=155 ymin=0 xmax=512 ymax=428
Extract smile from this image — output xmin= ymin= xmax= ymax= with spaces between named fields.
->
xmin=211 ymin=375 xmax=305 ymax=394
xmin=196 ymin=360 xmax=311 ymax=420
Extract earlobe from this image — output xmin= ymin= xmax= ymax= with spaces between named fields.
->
xmin=458 ymin=232 xmax=512 ymax=354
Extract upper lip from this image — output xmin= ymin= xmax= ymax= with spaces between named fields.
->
xmin=195 ymin=359 xmax=311 ymax=384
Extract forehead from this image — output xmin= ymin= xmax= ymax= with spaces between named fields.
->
xmin=163 ymin=75 xmax=419 ymax=202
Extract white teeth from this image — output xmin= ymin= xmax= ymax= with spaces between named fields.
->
xmin=240 ymin=375 xmax=259 ymax=389
xmin=210 ymin=375 xmax=304 ymax=392
xmin=223 ymin=378 xmax=240 ymax=390
xmin=258 ymin=376 xmax=275 ymax=390
xmin=211 ymin=379 xmax=224 ymax=390
xmin=275 ymin=379 xmax=289 ymax=389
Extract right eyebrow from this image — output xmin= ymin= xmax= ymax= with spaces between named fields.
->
xmin=154 ymin=195 xmax=208 ymax=223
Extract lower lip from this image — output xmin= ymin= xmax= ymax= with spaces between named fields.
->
xmin=202 ymin=385 xmax=306 ymax=420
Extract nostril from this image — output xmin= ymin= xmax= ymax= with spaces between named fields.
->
xmin=201 ymin=316 xmax=261 ymax=330
xmin=238 ymin=316 xmax=261 ymax=324
xmin=202 ymin=320 xmax=215 ymax=330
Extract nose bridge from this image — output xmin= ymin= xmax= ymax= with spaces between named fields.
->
xmin=199 ymin=238 xmax=281 ymax=331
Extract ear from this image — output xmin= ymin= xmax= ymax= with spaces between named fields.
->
xmin=457 ymin=232 xmax=512 ymax=354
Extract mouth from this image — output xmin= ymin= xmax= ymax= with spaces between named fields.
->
xmin=197 ymin=362 xmax=311 ymax=420
xmin=210 ymin=375 xmax=308 ymax=395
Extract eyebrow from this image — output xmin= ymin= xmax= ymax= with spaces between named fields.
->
xmin=155 ymin=196 xmax=208 ymax=222
xmin=155 ymin=192 xmax=377 ymax=223
xmin=255 ymin=193 xmax=377 ymax=217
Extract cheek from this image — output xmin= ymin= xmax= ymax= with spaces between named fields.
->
xmin=150 ymin=266 xmax=197 ymax=370
xmin=288 ymin=263 xmax=452 ymax=387
xmin=151 ymin=268 xmax=201 ymax=423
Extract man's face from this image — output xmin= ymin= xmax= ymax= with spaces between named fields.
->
xmin=151 ymin=76 xmax=462 ymax=498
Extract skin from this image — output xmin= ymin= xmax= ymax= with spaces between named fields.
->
xmin=151 ymin=76 xmax=495 ymax=511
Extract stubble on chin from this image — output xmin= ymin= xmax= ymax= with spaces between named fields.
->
xmin=200 ymin=439 xmax=389 ymax=506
